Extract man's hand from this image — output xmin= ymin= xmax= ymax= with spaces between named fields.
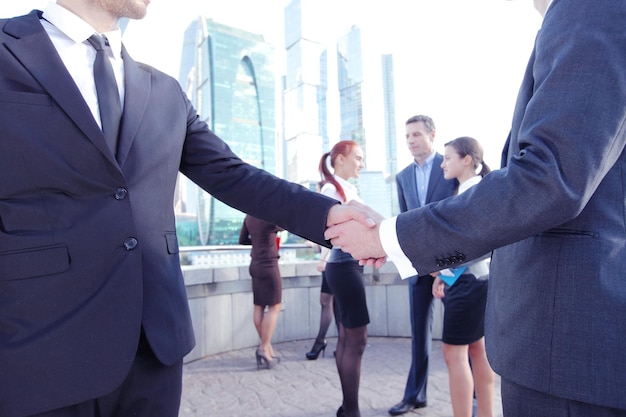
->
xmin=326 ymin=201 xmax=387 ymax=266
xmin=326 ymin=201 xmax=377 ymax=229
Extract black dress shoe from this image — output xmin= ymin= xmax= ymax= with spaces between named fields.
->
xmin=388 ymin=400 xmax=427 ymax=416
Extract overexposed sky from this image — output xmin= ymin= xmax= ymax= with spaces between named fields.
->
xmin=1 ymin=0 xmax=542 ymax=170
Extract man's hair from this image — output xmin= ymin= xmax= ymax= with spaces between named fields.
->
xmin=406 ymin=115 xmax=435 ymax=133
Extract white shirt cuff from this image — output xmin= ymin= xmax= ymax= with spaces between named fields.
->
xmin=380 ymin=216 xmax=418 ymax=279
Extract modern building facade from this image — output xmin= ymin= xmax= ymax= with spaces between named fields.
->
xmin=381 ymin=53 xmax=399 ymax=216
xmin=283 ymin=0 xmax=329 ymax=187
xmin=337 ymin=25 xmax=366 ymax=160
xmin=176 ymin=18 xmax=276 ymax=245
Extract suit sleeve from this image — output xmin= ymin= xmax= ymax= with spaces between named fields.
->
xmin=178 ymin=92 xmax=336 ymax=247
xmin=394 ymin=1 xmax=626 ymax=274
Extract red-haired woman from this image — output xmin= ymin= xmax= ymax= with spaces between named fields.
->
xmin=318 ymin=140 xmax=368 ymax=417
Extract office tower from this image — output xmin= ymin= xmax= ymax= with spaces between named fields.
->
xmin=283 ymin=0 xmax=329 ymax=187
xmin=358 ymin=170 xmax=392 ymax=218
xmin=381 ymin=53 xmax=399 ymax=215
xmin=336 ymin=25 xmax=365 ymax=160
xmin=381 ymin=54 xmax=397 ymax=179
xmin=176 ymin=18 xmax=276 ymax=245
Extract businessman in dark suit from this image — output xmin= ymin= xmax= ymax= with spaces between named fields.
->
xmin=0 ymin=1 xmax=347 ymax=416
xmin=327 ymin=0 xmax=626 ymax=415
xmin=389 ymin=115 xmax=455 ymax=416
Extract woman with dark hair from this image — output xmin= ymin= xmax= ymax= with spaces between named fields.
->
xmin=433 ymin=136 xmax=495 ymax=417
xmin=239 ymin=215 xmax=284 ymax=370
xmin=318 ymin=140 xmax=368 ymax=417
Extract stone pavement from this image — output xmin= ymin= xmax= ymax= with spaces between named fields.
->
xmin=179 ymin=337 xmax=503 ymax=417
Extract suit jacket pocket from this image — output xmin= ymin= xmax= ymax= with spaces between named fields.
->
xmin=0 ymin=244 xmax=69 ymax=281
xmin=0 ymin=91 xmax=52 ymax=106
xmin=165 ymin=232 xmax=179 ymax=254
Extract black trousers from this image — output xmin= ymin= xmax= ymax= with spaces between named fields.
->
xmin=501 ymin=378 xmax=626 ymax=417
xmin=31 ymin=331 xmax=183 ymax=417
xmin=402 ymin=274 xmax=435 ymax=403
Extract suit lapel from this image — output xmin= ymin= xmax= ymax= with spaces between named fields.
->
xmin=3 ymin=11 xmax=117 ymax=165
xmin=426 ymin=153 xmax=444 ymax=204
xmin=116 ymin=47 xmax=151 ymax=166
xmin=401 ymin=167 xmax=420 ymax=208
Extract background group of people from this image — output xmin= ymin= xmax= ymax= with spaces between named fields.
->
xmin=242 ymin=119 xmax=495 ymax=417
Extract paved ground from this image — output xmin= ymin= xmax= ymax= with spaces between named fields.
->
xmin=179 ymin=337 xmax=503 ymax=417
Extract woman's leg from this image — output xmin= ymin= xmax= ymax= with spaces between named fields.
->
xmin=468 ymin=337 xmax=495 ymax=417
xmin=253 ymin=305 xmax=264 ymax=341
xmin=443 ymin=343 xmax=474 ymax=417
xmin=335 ymin=325 xmax=367 ymax=417
xmin=316 ymin=292 xmax=334 ymax=343
xmin=259 ymin=303 xmax=281 ymax=358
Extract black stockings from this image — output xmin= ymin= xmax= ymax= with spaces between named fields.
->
xmin=335 ymin=324 xmax=367 ymax=417
xmin=314 ymin=293 xmax=338 ymax=345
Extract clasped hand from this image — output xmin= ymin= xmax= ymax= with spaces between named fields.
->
xmin=325 ymin=200 xmax=387 ymax=268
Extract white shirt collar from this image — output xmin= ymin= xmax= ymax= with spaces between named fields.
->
xmin=458 ymin=175 xmax=481 ymax=195
xmin=43 ymin=1 xmax=123 ymax=59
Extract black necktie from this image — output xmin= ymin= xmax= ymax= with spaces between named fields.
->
xmin=87 ymin=34 xmax=121 ymax=155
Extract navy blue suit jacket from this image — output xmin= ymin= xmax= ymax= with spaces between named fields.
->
xmin=0 ymin=11 xmax=336 ymax=416
xmin=393 ymin=0 xmax=626 ymax=409
xmin=396 ymin=153 xmax=456 ymax=214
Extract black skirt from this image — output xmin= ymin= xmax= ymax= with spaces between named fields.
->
xmin=441 ymin=273 xmax=488 ymax=345
xmin=325 ymin=249 xmax=369 ymax=328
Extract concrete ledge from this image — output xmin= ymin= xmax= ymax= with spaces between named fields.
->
xmin=183 ymin=260 xmax=443 ymax=362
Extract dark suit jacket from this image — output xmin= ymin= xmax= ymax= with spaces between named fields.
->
xmin=0 ymin=11 xmax=336 ymax=417
xmin=394 ymin=0 xmax=626 ymax=409
xmin=395 ymin=153 xmax=456 ymax=277
xmin=396 ymin=153 xmax=455 ymax=213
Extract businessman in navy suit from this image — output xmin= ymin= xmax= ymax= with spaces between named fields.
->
xmin=0 ymin=1 xmax=346 ymax=416
xmin=389 ymin=115 xmax=456 ymax=416
xmin=327 ymin=0 xmax=626 ymax=415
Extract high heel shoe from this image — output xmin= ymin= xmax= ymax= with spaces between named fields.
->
xmin=306 ymin=340 xmax=327 ymax=360
xmin=336 ymin=405 xmax=345 ymax=417
xmin=256 ymin=348 xmax=280 ymax=370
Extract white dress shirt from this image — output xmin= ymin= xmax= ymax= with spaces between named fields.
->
xmin=41 ymin=2 xmax=125 ymax=129
xmin=320 ymin=175 xmax=363 ymax=204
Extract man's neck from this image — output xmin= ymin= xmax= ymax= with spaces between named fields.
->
xmin=414 ymin=151 xmax=435 ymax=167
xmin=56 ymin=0 xmax=119 ymax=33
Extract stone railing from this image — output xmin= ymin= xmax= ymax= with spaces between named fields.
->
xmin=182 ymin=259 xmax=444 ymax=363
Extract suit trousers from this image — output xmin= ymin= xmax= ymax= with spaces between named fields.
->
xmin=29 ymin=331 xmax=183 ymax=417
xmin=402 ymin=274 xmax=435 ymax=403
xmin=501 ymin=378 xmax=626 ymax=417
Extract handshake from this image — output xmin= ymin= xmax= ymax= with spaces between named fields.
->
xmin=325 ymin=201 xmax=388 ymax=269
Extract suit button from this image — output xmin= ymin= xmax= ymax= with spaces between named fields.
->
xmin=436 ymin=260 xmax=445 ymax=267
xmin=457 ymin=253 xmax=466 ymax=262
xmin=124 ymin=238 xmax=138 ymax=250
xmin=114 ymin=188 xmax=128 ymax=200
xmin=443 ymin=258 xmax=451 ymax=266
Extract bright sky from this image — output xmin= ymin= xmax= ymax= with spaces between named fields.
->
xmin=1 ymin=0 xmax=543 ymax=171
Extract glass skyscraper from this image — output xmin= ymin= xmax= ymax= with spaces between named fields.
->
xmin=176 ymin=18 xmax=276 ymax=245
xmin=337 ymin=26 xmax=366 ymax=160
xmin=382 ymin=53 xmax=399 ymax=216
xmin=283 ymin=0 xmax=329 ymax=187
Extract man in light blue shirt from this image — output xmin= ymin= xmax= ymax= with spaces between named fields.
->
xmin=389 ymin=115 xmax=456 ymax=416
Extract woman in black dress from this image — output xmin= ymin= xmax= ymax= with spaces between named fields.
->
xmin=239 ymin=214 xmax=284 ymax=370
